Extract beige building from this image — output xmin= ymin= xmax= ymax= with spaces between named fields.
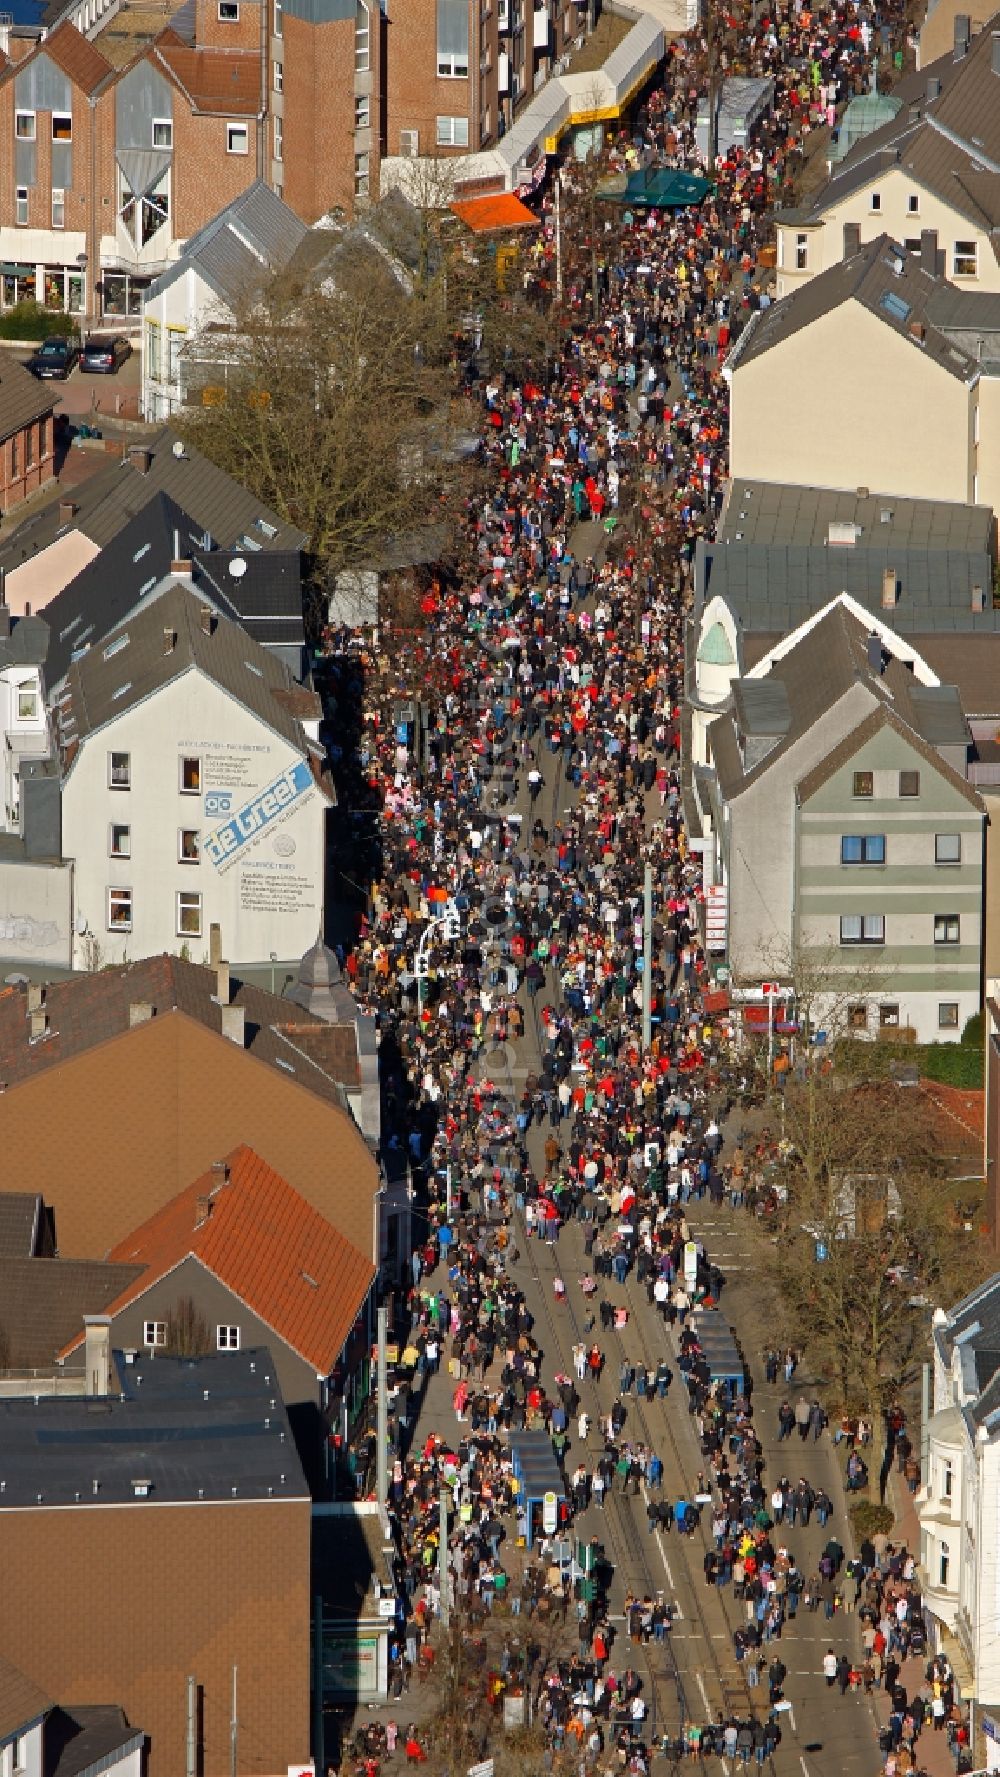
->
xmin=918 ymin=0 xmax=990 ymax=69
xmin=773 ymin=21 xmax=1000 ymax=300
xmin=727 ymin=233 xmax=1000 ymax=515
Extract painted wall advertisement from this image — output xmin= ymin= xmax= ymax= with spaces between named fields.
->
xmin=180 ymin=742 xmax=320 ymax=924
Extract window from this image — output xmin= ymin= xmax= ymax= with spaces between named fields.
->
xmin=152 ymin=118 xmax=173 ymax=147
xmin=355 ymin=152 xmax=369 ymax=197
xmin=355 ymin=0 xmax=370 ymax=70
xmin=110 ymin=823 xmax=130 ymax=858
xmin=25 ymin=427 xmax=33 ymax=468
xmin=109 ymin=751 xmax=131 ymax=789
xmin=852 ymin=771 xmax=874 ymax=798
xmin=942 ymin=1460 xmax=954 ymax=1498
xmin=795 ymin=233 xmax=808 ymax=270
xmin=52 ymin=187 xmax=65 ymax=229
xmin=907 ymin=193 xmax=919 ymax=214
xmin=227 ymin=123 xmax=249 ymax=154
xmin=953 ymin=240 xmax=978 ymax=277
xmin=180 ymin=755 xmax=201 ymax=793
xmin=847 ymin=1004 xmax=868 ymax=1031
xmin=120 ymin=167 xmax=169 ymax=245
xmin=273 ymin=115 xmax=283 ymax=161
xmin=840 ymin=913 xmax=885 ymax=945
xmin=879 ymin=1004 xmax=899 ymax=1028
xmin=177 ymin=890 xmax=202 ymax=936
xmin=15 ymin=187 xmax=27 ymax=227
xmin=178 ymin=828 xmax=201 ymax=863
xmin=355 ymin=93 xmax=370 ymax=129
xmin=934 ymin=915 xmax=960 ymax=945
xmin=437 ymin=51 xmax=469 ymax=74
xmin=51 ymin=113 xmax=72 ymax=141
xmin=870 ymin=190 xmax=882 ymax=212
xmin=935 ymin=833 xmax=961 ymax=865
xmin=108 ymin=887 xmax=133 ymax=931
xmin=144 ymin=1320 xmax=166 ymax=1347
xmin=217 ymin=1324 xmax=240 ymax=1350
xmin=939 ymin=1003 xmax=959 ymax=1029
xmin=273 ymin=58 xmax=282 ymax=91
xmin=10 ymin=435 xmax=17 ymax=477
xmin=841 ymin=833 xmax=886 ymax=865
xmin=939 ymin=1550 xmax=950 ymax=1589
xmin=274 ymin=0 xmax=282 ymax=31
xmin=14 ymin=111 xmax=34 ymax=139
xmin=436 ymin=114 xmax=470 ymax=146
xmin=16 ymin=682 xmax=37 ymax=720
xmin=899 ymin=770 xmax=920 ymax=797
xmin=218 ymin=1 xmax=239 ymax=16
xmin=903 ymin=238 xmax=921 ymax=254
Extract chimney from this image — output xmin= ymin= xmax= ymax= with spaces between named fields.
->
xmin=882 ymin=568 xmax=897 ymax=609
xmin=129 ymin=1001 xmax=154 ymax=1027
xmin=926 ymin=73 xmax=942 ymax=98
xmin=211 ymin=1159 xmax=230 ymax=1189
xmin=973 ymin=583 xmax=986 ymax=611
xmin=199 ymin=606 xmax=215 ymax=636
xmin=163 ymin=627 xmax=176 ymax=655
xmin=209 ymin=923 xmax=222 ymax=967
xmin=843 ymin=221 xmax=861 ymax=257
xmin=867 ymin=632 xmax=884 ymax=673
xmin=221 ymin=1003 xmax=245 ymax=1047
xmin=84 ymin=1316 xmax=112 ymax=1397
xmin=993 ymin=30 xmax=1000 ymax=72
xmin=194 ymin=1193 xmax=213 ymax=1229
xmin=909 ymin=320 xmax=926 ymax=342
xmin=26 ymin=981 xmax=43 ymax=1013
xmin=920 ymin=228 xmax=938 ymax=275
xmin=171 ymin=527 xmax=194 ymax=578
xmin=59 ymin=499 xmax=78 ymax=525
xmin=216 ymin=958 xmax=231 ymax=1004
xmin=954 ymin=12 xmax=970 ymax=55
xmin=128 ymin=445 xmax=153 ymax=475
xmin=0 ymin=603 xmax=9 ymax=641
xmin=29 ymin=1008 xmax=47 ymax=1041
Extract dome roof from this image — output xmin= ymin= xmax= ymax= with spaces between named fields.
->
xmin=697 ymin=621 xmax=735 ymax=666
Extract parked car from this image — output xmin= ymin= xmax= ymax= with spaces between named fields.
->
xmin=80 ymin=334 xmax=132 ymax=374
xmin=26 ymin=337 xmax=79 ymax=379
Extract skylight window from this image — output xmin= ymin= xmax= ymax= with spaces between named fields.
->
xmin=111 ymin=681 xmax=133 ymax=700
xmin=103 ymin=633 xmax=130 ymax=660
xmin=133 ymin=543 xmax=151 ymax=562
xmin=238 ymin=534 xmax=263 ymax=552
xmin=880 ymin=290 xmax=911 ymax=323
xmin=245 ymin=662 xmax=263 ymax=677
xmin=255 ymin=518 xmax=278 ymax=538
xmin=139 ymin=578 xmax=157 ymax=596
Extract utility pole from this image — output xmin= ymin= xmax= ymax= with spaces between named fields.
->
xmin=439 ymin=1490 xmax=450 ymax=1629
xmin=642 ymin=863 xmax=653 ymax=1051
xmin=229 ymin=1666 xmax=238 ymax=1777
xmin=186 ymin=1677 xmax=196 ymax=1777
xmin=376 ymin=1304 xmax=388 ymax=1509
xmin=554 ymin=175 xmax=563 ymax=301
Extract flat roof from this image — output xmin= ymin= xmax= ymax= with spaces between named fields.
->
xmin=718 ymin=480 xmax=995 ymax=555
xmin=0 ymin=1349 xmax=309 ymax=1508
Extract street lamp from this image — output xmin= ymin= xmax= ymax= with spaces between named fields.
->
xmin=269 ymin=950 xmax=278 ymax=996
xmin=75 ymin=253 xmax=88 ymax=333
xmin=414 ymin=901 xmax=462 ymax=1011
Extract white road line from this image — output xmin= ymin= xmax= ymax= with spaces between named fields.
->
xmin=696 ymin=1673 xmax=711 ymax=1715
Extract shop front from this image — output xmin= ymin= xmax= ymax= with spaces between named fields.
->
xmin=0 ymin=262 xmax=85 ymax=313
xmin=101 ymin=270 xmax=152 ymax=319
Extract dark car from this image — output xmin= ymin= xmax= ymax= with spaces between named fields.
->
xmin=80 ymin=334 xmax=132 ymax=374
xmin=26 ymin=337 xmax=79 ymax=379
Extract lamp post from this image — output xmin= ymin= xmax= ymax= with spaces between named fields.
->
xmin=414 ymin=901 xmax=462 ymax=1012
xmin=75 ymin=252 xmax=88 ymax=336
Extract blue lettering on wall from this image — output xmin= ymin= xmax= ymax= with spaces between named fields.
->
xmin=204 ymin=761 xmax=312 ymax=871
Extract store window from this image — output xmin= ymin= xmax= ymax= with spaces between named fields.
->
xmin=102 ymin=273 xmax=147 ymax=317
xmin=3 ymin=265 xmax=33 ymax=306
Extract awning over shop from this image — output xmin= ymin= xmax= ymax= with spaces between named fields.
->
xmin=600 ymin=167 xmax=712 ymax=209
xmin=449 ymin=192 xmax=541 ymax=233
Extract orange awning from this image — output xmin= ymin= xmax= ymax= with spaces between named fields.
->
xmin=449 ymin=192 xmax=540 ymax=233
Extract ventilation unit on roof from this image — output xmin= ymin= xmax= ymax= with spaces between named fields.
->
xmin=103 ymin=632 xmax=129 ymax=660
xmin=254 ymin=518 xmax=278 ymax=538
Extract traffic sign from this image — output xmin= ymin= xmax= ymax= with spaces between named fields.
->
xmin=761 ymin=981 xmax=780 ymax=995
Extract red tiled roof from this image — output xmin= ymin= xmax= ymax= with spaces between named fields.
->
xmin=920 ymin=1079 xmax=984 ymax=1154
xmin=154 ymin=37 xmax=262 ymax=114
xmin=59 ymin=1145 xmax=374 ymax=1374
xmin=37 ymin=21 xmax=114 ymax=94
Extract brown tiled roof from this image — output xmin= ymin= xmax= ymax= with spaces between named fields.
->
xmin=61 ymin=1146 xmax=374 ymax=1374
xmin=0 ymin=1653 xmax=51 ymax=1739
xmin=920 ymin=1080 xmax=984 ymax=1156
xmin=275 ymin=1022 xmax=362 ymax=1088
xmin=0 ymin=956 xmax=351 ymax=1108
xmin=0 ymin=1192 xmax=42 ymax=1258
xmin=0 ymin=1256 xmax=143 ymax=1368
xmin=153 ymin=35 xmax=262 ymax=114
xmin=0 ymin=356 xmax=57 ymax=448
xmin=36 ymin=21 xmax=114 ymax=94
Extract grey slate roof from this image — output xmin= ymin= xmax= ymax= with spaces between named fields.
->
xmin=59 ymin=582 xmax=322 ymax=758
xmin=717 ymin=480 xmax=995 ymax=555
xmin=0 ymin=1348 xmax=309 ymax=1506
xmin=146 ymin=179 xmax=309 ymax=308
xmin=42 ymin=492 xmax=305 ymax=690
xmin=45 ymin=1705 xmax=144 ymax=1777
xmin=0 ymin=428 xmax=306 ymax=581
xmin=728 ymin=232 xmax=986 ymax=380
xmin=0 ymin=1257 xmax=145 ymax=1369
xmin=0 ymin=1192 xmax=43 ymax=1257
xmin=0 ymin=1655 xmax=51 ymax=1739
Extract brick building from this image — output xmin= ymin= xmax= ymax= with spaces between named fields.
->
xmin=0 ymin=1338 xmax=311 ymax=1777
xmin=0 ymin=354 xmax=56 ymax=514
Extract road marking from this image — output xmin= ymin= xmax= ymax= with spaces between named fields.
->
xmin=800 ymin=1759 xmax=811 ymax=1777
xmin=696 ymin=1673 xmax=711 ymax=1715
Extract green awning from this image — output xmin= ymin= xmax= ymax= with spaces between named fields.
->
xmin=1 ymin=265 xmax=35 ymax=277
xmin=599 ymin=168 xmax=712 ymax=209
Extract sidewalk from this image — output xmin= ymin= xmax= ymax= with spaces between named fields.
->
xmin=873 ymin=1468 xmax=962 ymax=1777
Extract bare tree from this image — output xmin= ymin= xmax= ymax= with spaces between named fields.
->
xmin=163 ymin=1296 xmax=212 ymax=1358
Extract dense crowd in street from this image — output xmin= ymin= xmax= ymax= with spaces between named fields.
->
xmin=320 ymin=0 xmax=967 ymax=1770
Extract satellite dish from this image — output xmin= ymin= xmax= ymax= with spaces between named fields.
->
xmin=75 ymin=913 xmax=88 ymax=935
xmin=172 ymin=440 xmax=187 ymax=460
xmin=228 ymin=557 xmax=247 ymax=579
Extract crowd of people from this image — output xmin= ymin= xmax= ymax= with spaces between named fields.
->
xmin=319 ymin=0 xmax=964 ymax=1769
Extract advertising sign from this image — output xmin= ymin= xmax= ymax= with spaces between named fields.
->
xmin=204 ymin=760 xmax=313 ymax=871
